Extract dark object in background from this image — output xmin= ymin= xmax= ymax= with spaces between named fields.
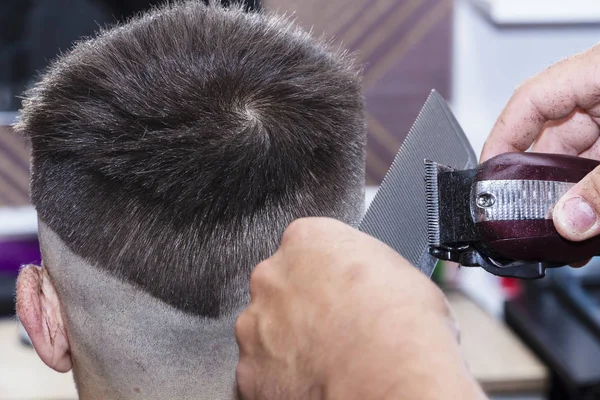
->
xmin=102 ymin=0 xmax=260 ymax=16
xmin=0 ymin=0 xmax=33 ymax=112
xmin=0 ymin=274 xmax=16 ymax=317
xmin=505 ymin=265 xmax=600 ymax=400
xmin=0 ymin=0 xmax=261 ymax=112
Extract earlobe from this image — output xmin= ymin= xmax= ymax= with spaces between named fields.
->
xmin=16 ymin=264 xmax=72 ymax=373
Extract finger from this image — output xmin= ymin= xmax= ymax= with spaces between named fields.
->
xmin=553 ymin=165 xmax=600 ymax=241
xmin=236 ymin=359 xmax=258 ymax=400
xmin=579 ymin=137 xmax=600 ymax=160
xmin=249 ymin=255 xmax=289 ymax=302
xmin=278 ymin=217 xmax=360 ymax=275
xmin=531 ymin=109 xmax=600 ymax=155
xmin=249 ymin=260 xmax=271 ymax=301
xmin=235 ymin=308 xmax=259 ymax=357
xmin=481 ymin=44 xmax=600 ymax=162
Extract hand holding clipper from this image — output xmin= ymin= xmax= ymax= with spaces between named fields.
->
xmin=426 ymin=152 xmax=600 ymax=279
xmin=481 ymin=44 xmax=600 ymax=249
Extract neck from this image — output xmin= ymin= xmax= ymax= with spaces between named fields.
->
xmin=39 ymin=222 xmax=240 ymax=400
xmin=72 ymin=336 xmax=239 ymax=400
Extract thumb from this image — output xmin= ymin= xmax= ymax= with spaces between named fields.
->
xmin=553 ymin=166 xmax=600 ymax=241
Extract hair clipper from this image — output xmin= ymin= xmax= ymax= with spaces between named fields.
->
xmin=426 ymin=152 xmax=600 ymax=279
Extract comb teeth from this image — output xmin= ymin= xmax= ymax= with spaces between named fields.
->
xmin=425 ymin=160 xmax=441 ymax=247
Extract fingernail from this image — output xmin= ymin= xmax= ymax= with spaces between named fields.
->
xmin=559 ymin=196 xmax=598 ymax=234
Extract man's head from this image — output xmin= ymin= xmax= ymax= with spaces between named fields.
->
xmin=15 ymin=1 xmax=366 ymax=398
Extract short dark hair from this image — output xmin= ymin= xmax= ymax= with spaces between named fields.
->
xmin=16 ymin=1 xmax=366 ymax=318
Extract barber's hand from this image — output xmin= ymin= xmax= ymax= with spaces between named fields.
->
xmin=481 ymin=43 xmax=600 ymax=242
xmin=235 ymin=217 xmax=485 ymax=400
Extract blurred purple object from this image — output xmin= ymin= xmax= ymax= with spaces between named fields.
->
xmin=0 ymin=237 xmax=40 ymax=276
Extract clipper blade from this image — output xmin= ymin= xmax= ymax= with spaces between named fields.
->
xmin=425 ymin=160 xmax=440 ymax=247
xmin=424 ymin=160 xmax=452 ymax=248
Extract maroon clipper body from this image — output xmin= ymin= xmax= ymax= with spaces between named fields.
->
xmin=426 ymin=152 xmax=600 ymax=279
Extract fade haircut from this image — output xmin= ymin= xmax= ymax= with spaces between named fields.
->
xmin=16 ymin=1 xmax=366 ymax=318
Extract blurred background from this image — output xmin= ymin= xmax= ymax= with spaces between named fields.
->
xmin=2 ymin=0 xmax=600 ymax=399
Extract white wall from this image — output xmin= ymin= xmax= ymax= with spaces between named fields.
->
xmin=451 ymin=0 xmax=600 ymax=156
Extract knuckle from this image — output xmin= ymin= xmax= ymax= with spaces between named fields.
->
xmin=235 ymin=308 xmax=259 ymax=355
xmin=281 ymin=218 xmax=311 ymax=244
xmin=282 ymin=217 xmax=339 ymax=244
xmin=235 ymin=311 xmax=251 ymax=339
xmin=250 ymin=260 xmax=270 ymax=287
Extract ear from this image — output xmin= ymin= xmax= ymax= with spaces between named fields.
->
xmin=16 ymin=264 xmax=72 ymax=372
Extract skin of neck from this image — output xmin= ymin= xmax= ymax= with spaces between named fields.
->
xmin=38 ymin=222 xmax=240 ymax=400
